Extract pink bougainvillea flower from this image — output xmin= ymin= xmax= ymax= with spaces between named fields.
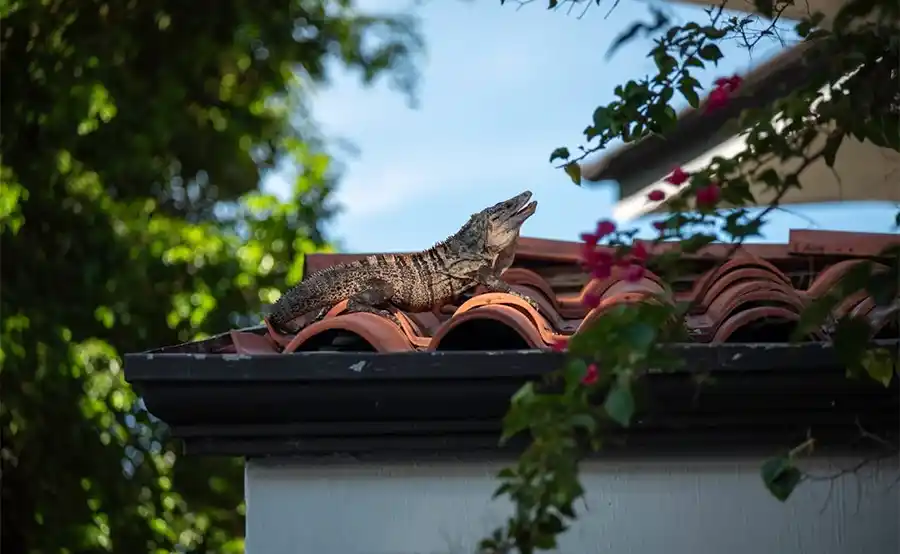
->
xmin=631 ymin=242 xmax=648 ymax=262
xmin=706 ymin=87 xmax=730 ymax=112
xmin=595 ymin=219 xmax=617 ymax=238
xmin=696 ymin=183 xmax=721 ymax=208
xmin=647 ymin=189 xmax=666 ymax=202
xmin=550 ymin=337 xmax=568 ymax=353
xmin=624 ymin=264 xmax=646 ymax=283
xmin=581 ymin=363 xmax=599 ymax=385
xmin=581 ymin=293 xmax=601 ymax=309
xmin=580 ymin=231 xmax=599 ymax=248
xmin=706 ymin=75 xmax=742 ymax=112
xmin=714 ymin=75 xmax=743 ymax=93
xmin=592 ymin=262 xmax=612 ymax=280
xmin=665 ymin=167 xmax=690 ymax=185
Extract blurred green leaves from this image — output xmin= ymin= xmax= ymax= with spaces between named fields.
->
xmin=1 ymin=2 xmax=421 ymax=553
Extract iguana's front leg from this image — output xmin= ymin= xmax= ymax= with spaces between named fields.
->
xmin=344 ymin=278 xmax=403 ymax=327
xmin=476 ymin=267 xmax=540 ymax=310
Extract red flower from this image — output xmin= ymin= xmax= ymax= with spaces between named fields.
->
xmin=665 ymin=167 xmax=690 ymax=185
xmin=581 ymin=363 xmax=599 ymax=385
xmin=696 ymin=183 xmax=721 ymax=208
xmin=551 ymin=338 xmax=568 ymax=352
xmin=714 ymin=75 xmax=743 ymax=93
xmin=631 ymin=242 xmax=648 ymax=262
xmin=706 ymin=75 xmax=741 ymax=112
xmin=647 ymin=189 xmax=666 ymax=202
xmin=581 ymin=293 xmax=601 ymax=309
xmin=580 ymin=232 xmax=599 ymax=248
xmin=592 ymin=262 xmax=612 ymax=280
xmin=706 ymin=87 xmax=730 ymax=112
xmin=624 ymin=264 xmax=646 ymax=283
xmin=595 ymin=220 xmax=616 ymax=238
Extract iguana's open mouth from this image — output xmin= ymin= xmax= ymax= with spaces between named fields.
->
xmin=516 ymin=200 xmax=538 ymax=218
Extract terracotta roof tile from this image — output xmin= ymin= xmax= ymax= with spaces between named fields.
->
xmin=157 ymin=230 xmax=898 ymax=355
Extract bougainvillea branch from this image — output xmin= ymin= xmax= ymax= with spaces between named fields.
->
xmin=482 ymin=0 xmax=899 ymax=552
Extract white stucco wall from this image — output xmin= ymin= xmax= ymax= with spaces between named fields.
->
xmin=245 ymin=457 xmax=899 ymax=554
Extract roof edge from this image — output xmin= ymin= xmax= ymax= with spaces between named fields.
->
xmin=124 ymin=344 xmax=899 ymax=458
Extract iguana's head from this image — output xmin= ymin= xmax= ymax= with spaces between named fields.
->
xmin=452 ymin=191 xmax=537 ymax=253
xmin=480 ymin=190 xmax=538 ymax=250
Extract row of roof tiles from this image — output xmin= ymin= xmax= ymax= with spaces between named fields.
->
xmin=204 ymin=230 xmax=898 ymax=356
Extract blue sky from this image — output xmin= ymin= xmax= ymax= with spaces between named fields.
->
xmin=265 ymin=0 xmax=898 ymax=253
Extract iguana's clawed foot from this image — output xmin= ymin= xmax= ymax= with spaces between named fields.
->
xmin=311 ymin=306 xmax=330 ymax=323
xmin=510 ymin=290 xmax=540 ymax=311
xmin=345 ymin=301 xmax=403 ymax=328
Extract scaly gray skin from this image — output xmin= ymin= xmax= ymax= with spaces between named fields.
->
xmin=267 ymin=190 xmax=539 ymax=332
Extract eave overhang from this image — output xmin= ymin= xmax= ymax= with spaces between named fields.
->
xmin=124 ymin=343 xmax=899 ymax=459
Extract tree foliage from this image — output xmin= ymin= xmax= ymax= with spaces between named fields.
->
xmin=482 ymin=1 xmax=899 ymax=552
xmin=0 ymin=2 xmax=420 ymax=552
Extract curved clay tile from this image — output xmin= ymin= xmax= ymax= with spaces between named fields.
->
xmin=510 ymin=284 xmax=579 ymax=334
xmin=702 ymin=280 xmax=806 ymax=331
xmin=282 ymin=312 xmax=416 ymax=353
xmin=263 ymin=318 xmax=293 ymax=350
xmin=804 ymin=259 xmax=887 ymax=298
xmin=429 ymin=303 xmax=547 ymax=350
xmin=450 ymin=292 xmax=559 ymax=343
xmin=324 ymin=299 xmax=431 ymax=348
xmin=556 ymin=272 xmax=667 ymax=318
xmin=831 ymin=290 xmax=872 ymax=321
xmin=712 ymin=306 xmax=820 ymax=343
xmin=406 ymin=311 xmax=443 ymax=335
xmin=696 ymin=267 xmax=795 ymax=311
xmin=600 ymin=277 xmax=669 ymax=300
xmin=230 ymin=330 xmax=280 ymax=355
xmin=690 ymin=257 xmax=790 ymax=307
xmin=501 ymin=268 xmax=560 ymax=304
xmin=577 ymin=291 xmax=656 ymax=332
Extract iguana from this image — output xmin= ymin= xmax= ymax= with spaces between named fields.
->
xmin=266 ymin=190 xmax=539 ymax=333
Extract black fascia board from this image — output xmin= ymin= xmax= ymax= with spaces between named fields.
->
xmin=124 ymin=342 xmax=899 ymax=459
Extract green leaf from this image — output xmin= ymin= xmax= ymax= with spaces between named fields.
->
xmin=700 ymin=26 xmax=728 ymax=39
xmin=678 ymin=81 xmax=700 ymax=108
xmin=622 ymin=321 xmax=657 ymax=350
xmin=833 ymin=316 xmax=872 ymax=368
xmin=684 ymin=56 xmax=705 ymax=68
xmin=564 ymin=359 xmax=588 ymax=386
xmin=492 ymin=482 xmax=513 ymax=499
xmin=861 ymin=348 xmax=895 ymax=387
xmin=821 ymin=131 xmax=844 ymax=168
xmin=604 ymin=378 xmax=635 ymax=427
xmin=760 ymin=456 xmax=803 ymax=502
xmin=564 ymin=162 xmax=582 ymax=185
xmin=680 ymin=233 xmax=717 ymax=253
xmin=793 ymin=294 xmax=840 ymax=341
xmin=697 ymin=44 xmax=723 ymax=63
xmin=592 ymin=106 xmax=612 ymax=133
xmin=653 ymin=51 xmax=677 ymax=75
xmin=537 ymin=513 xmax=566 ymax=535
xmin=549 ymin=147 xmax=570 ymax=163
xmin=511 ymin=381 xmax=535 ymax=404
xmin=532 ymin=531 xmax=558 ymax=550
xmin=570 ymin=413 xmax=597 ymax=434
